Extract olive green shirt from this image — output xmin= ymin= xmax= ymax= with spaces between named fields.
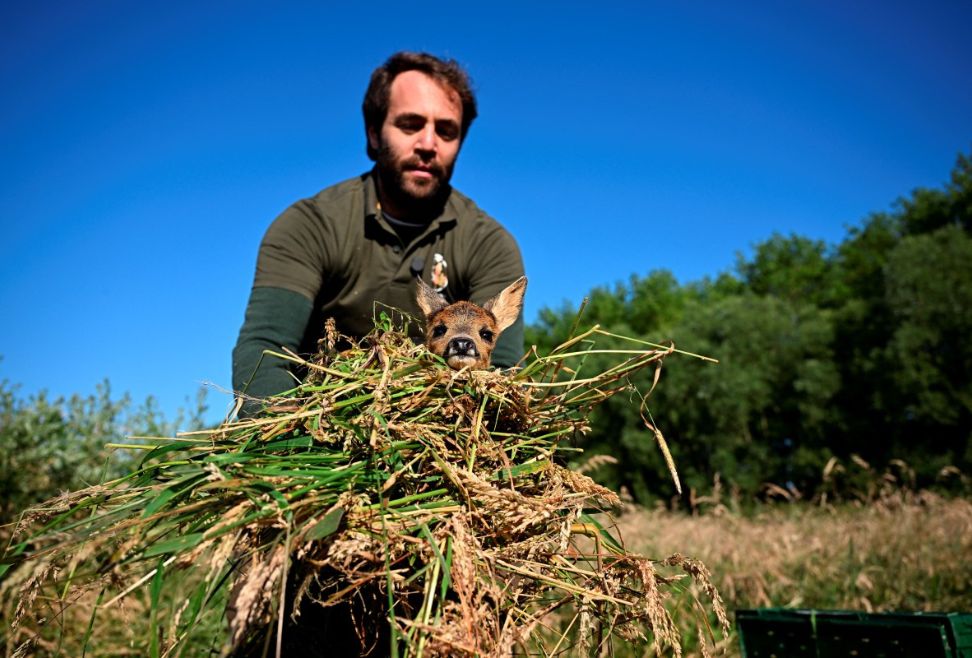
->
xmin=233 ymin=171 xmax=526 ymax=404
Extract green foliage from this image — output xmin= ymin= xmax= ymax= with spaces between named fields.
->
xmin=665 ymin=294 xmax=838 ymax=493
xmin=534 ymin=150 xmax=972 ymax=501
xmin=883 ymin=225 xmax=972 ymax=470
xmin=885 ymin=225 xmax=972 ymax=424
xmin=737 ymin=233 xmax=836 ymax=306
xmin=0 ymin=378 xmax=209 ymax=538
xmin=576 ymin=289 xmax=839 ymax=500
xmin=2 ymin=150 xmax=970 ymax=521
xmin=525 ymin=270 xmax=690 ymax=354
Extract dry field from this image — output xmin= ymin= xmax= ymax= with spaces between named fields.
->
xmin=5 ymin=491 xmax=970 ymax=657
xmin=609 ymin=491 xmax=972 ymax=656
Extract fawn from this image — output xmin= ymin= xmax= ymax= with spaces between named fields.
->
xmin=416 ymin=276 xmax=527 ymax=370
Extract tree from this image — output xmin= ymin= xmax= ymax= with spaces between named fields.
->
xmin=738 ymin=233 xmax=837 ymax=307
xmin=655 ymin=293 xmax=838 ymax=497
xmin=884 ymin=225 xmax=972 ymax=469
xmin=525 ymin=150 xmax=972 ymax=501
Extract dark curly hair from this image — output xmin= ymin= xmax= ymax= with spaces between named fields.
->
xmin=362 ymin=51 xmax=478 ymax=161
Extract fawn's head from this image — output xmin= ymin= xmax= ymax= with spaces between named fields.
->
xmin=416 ymin=276 xmax=527 ymax=370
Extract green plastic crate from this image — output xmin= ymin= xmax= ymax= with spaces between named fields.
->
xmin=736 ymin=609 xmax=972 ymax=658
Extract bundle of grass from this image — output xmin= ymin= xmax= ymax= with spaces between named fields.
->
xmin=2 ymin=318 xmax=728 ymax=658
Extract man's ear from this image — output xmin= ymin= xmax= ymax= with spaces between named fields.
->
xmin=367 ymin=126 xmax=381 ymax=155
xmin=415 ymin=277 xmax=449 ymax=318
xmin=483 ymin=277 xmax=527 ymax=333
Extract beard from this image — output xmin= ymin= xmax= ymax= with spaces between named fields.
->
xmin=375 ymin=143 xmax=454 ymax=220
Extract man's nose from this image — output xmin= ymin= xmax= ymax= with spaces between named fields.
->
xmin=415 ymin=125 xmax=437 ymax=153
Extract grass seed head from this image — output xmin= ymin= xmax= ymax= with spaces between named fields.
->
xmin=3 ymin=322 xmax=721 ymax=657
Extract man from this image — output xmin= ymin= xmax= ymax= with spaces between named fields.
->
xmin=232 ymin=52 xmax=525 ymax=411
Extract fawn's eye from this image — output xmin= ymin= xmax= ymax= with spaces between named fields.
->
xmin=479 ymin=328 xmax=495 ymax=343
xmin=432 ymin=324 xmax=447 ymax=338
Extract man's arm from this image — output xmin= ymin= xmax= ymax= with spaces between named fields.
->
xmin=232 ymin=198 xmax=331 ymax=416
xmin=232 ymin=287 xmax=313 ymax=417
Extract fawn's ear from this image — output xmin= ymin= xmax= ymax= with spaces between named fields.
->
xmin=415 ymin=277 xmax=449 ymax=317
xmin=483 ymin=277 xmax=527 ymax=333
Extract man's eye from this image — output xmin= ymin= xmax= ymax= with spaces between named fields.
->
xmin=396 ymin=118 xmax=425 ymax=133
xmin=479 ymin=328 xmax=494 ymax=343
xmin=436 ymin=122 xmax=460 ymax=141
xmin=432 ymin=324 xmax=447 ymax=338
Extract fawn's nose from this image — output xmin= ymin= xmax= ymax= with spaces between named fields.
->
xmin=447 ymin=337 xmax=478 ymax=357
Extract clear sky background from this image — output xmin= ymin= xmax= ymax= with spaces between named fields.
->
xmin=2 ymin=1 xmax=970 ymax=425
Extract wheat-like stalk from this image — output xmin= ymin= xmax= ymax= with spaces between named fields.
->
xmin=1 ymin=320 xmax=724 ymax=657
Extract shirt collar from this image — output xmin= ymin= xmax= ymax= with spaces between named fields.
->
xmin=364 ymin=168 xmax=458 ymax=238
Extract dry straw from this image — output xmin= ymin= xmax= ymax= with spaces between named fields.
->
xmin=1 ymin=317 xmax=726 ymax=657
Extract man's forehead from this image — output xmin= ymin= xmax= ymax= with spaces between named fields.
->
xmin=387 ymin=70 xmax=462 ymax=120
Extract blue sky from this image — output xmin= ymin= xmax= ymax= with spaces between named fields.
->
xmin=1 ymin=1 xmax=970 ymax=425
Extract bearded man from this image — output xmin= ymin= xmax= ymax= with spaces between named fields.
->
xmin=232 ymin=52 xmax=525 ymax=412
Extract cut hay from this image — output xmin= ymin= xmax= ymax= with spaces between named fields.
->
xmin=1 ymin=320 xmax=727 ymax=657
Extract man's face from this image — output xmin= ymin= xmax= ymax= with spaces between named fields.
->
xmin=369 ymin=70 xmax=463 ymax=215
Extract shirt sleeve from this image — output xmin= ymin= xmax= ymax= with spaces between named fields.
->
xmin=253 ymin=200 xmax=331 ymax=300
xmin=232 ymin=287 xmax=314 ymax=417
xmin=232 ymin=200 xmax=333 ymax=416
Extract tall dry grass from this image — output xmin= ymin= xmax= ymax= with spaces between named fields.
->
xmin=1 ymin=323 xmax=727 ymax=658
xmin=611 ymin=486 xmax=972 ymax=657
